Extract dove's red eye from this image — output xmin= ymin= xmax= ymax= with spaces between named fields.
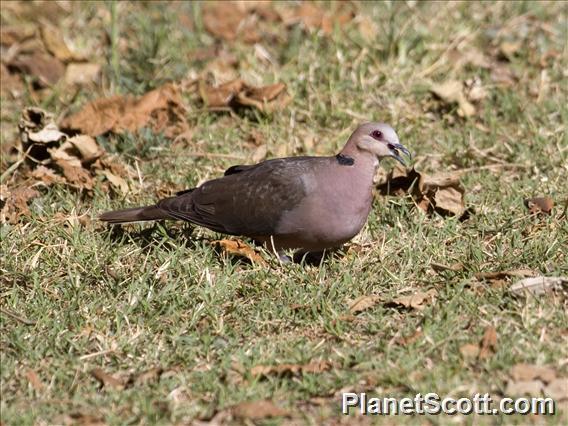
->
xmin=371 ymin=130 xmax=383 ymax=140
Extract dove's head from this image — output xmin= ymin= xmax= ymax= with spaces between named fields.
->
xmin=342 ymin=122 xmax=411 ymax=166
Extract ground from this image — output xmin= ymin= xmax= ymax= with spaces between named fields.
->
xmin=1 ymin=1 xmax=567 ymax=425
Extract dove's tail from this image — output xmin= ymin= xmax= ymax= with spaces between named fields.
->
xmin=99 ymin=205 xmax=171 ymax=224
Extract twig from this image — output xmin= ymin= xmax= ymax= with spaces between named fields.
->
xmin=0 ymin=307 xmax=36 ymax=326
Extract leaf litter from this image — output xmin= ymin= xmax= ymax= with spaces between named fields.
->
xmin=251 ymin=360 xmax=334 ymax=378
xmin=376 ymin=165 xmax=468 ymax=218
xmin=505 ymin=363 xmax=567 ymax=401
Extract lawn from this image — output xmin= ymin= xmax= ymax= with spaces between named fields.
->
xmin=1 ymin=1 xmax=567 ymax=425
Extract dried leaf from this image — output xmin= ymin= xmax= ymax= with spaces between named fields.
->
xmin=67 ymin=135 xmax=104 ymax=163
xmin=9 ymin=50 xmax=65 ymax=86
xmin=433 ymin=186 xmax=465 ymax=217
xmin=510 ymin=364 xmax=557 ymax=384
xmin=232 ymin=400 xmax=288 ymax=420
xmin=431 ymin=80 xmax=476 ymax=117
xmin=128 ymin=367 xmax=164 ymax=387
xmin=475 ymin=269 xmax=537 ymax=280
xmin=505 ymin=380 xmax=544 ymax=398
xmin=357 ymin=16 xmax=378 ymax=42
xmin=499 ymin=41 xmax=522 ymax=61
xmin=376 ymin=166 xmax=467 ymax=218
xmin=25 ymin=369 xmax=44 ymax=391
xmin=491 ymin=63 xmax=517 ymax=87
xmin=348 ymin=295 xmax=381 ymax=314
xmin=236 ymin=83 xmax=291 ymax=112
xmin=28 ymin=122 xmax=66 ymax=144
xmin=199 ymin=79 xmax=244 ymax=108
xmin=213 ymin=239 xmax=266 ymax=266
xmin=100 ymin=170 xmax=129 ymax=194
xmin=293 ymin=3 xmax=354 ymax=35
xmin=251 ymin=145 xmax=267 ymax=163
xmin=90 ymin=368 xmax=124 ymax=390
xmin=64 ymin=63 xmax=101 ymax=86
xmin=40 ymin=23 xmax=82 ymax=63
xmin=509 ymin=276 xmax=568 ymax=296
xmin=0 ymin=63 xmax=24 ymax=97
xmin=55 ymin=159 xmax=94 ymax=190
xmin=202 ymin=2 xmax=260 ymax=43
xmin=29 ymin=165 xmax=65 ymax=186
xmin=62 ymin=412 xmax=106 ymax=426
xmin=544 ymin=378 xmax=568 ymax=401
xmin=431 ymin=262 xmax=464 ymax=272
xmin=60 ymin=83 xmax=188 ymax=138
xmin=459 ymin=343 xmax=480 ymax=360
xmin=395 ymin=329 xmax=424 ymax=346
xmin=524 ymin=196 xmax=554 ymax=215
xmin=389 ymin=289 xmax=437 ymax=311
xmin=0 ymin=185 xmax=39 ymax=224
xmin=478 ymin=326 xmax=497 ymax=360
xmin=251 ymin=360 xmax=332 ymax=377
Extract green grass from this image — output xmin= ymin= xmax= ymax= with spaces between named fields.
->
xmin=1 ymin=1 xmax=567 ymax=425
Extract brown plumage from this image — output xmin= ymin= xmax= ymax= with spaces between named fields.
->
xmin=100 ymin=123 xmax=410 ymax=253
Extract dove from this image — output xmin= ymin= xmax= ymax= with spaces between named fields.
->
xmin=100 ymin=122 xmax=410 ymax=258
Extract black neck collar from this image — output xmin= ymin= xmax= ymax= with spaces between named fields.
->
xmin=336 ymin=153 xmax=354 ymax=166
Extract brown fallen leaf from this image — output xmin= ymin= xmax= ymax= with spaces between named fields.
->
xmin=376 ymin=166 xmax=467 ymax=218
xmin=499 ymin=41 xmax=522 ymax=61
xmin=251 ymin=144 xmax=268 ymax=163
xmin=100 ymin=170 xmax=129 ymax=194
xmin=199 ymin=79 xmax=291 ymax=112
xmin=251 ymin=360 xmax=333 ymax=377
xmin=478 ymin=326 xmax=497 ymax=360
xmin=67 ymin=135 xmax=104 ymax=164
xmin=199 ymin=78 xmax=244 ymax=108
xmin=60 ymin=83 xmax=188 ymax=138
xmin=202 ymin=2 xmax=261 ymax=43
xmin=90 ymin=368 xmax=124 ymax=390
xmin=213 ymin=239 xmax=266 ymax=266
xmin=231 ymin=400 xmax=289 ymax=420
xmin=40 ymin=23 xmax=83 ymax=63
xmin=490 ymin=62 xmax=518 ymax=87
xmin=348 ymin=295 xmax=382 ymax=314
xmin=475 ymin=269 xmax=537 ymax=280
xmin=289 ymin=2 xmax=354 ymax=35
xmin=505 ymin=380 xmax=545 ymax=398
xmin=510 ymin=363 xmax=557 ymax=383
xmin=237 ymin=82 xmax=292 ymax=112
xmin=55 ymin=160 xmax=94 ymax=190
xmin=431 ymin=80 xmax=476 ymax=117
xmin=25 ymin=369 xmax=44 ymax=391
xmin=395 ymin=329 xmax=424 ymax=346
xmin=544 ymin=378 xmax=568 ymax=401
xmin=61 ymin=412 xmax=107 ymax=426
xmin=0 ymin=185 xmax=39 ymax=224
xmin=9 ymin=50 xmax=65 ymax=87
xmin=29 ymin=165 xmax=65 ymax=186
xmin=64 ymin=63 xmax=101 ymax=86
xmin=388 ymin=289 xmax=437 ymax=311
xmin=431 ymin=262 xmax=464 ymax=272
xmin=357 ymin=15 xmax=379 ymax=42
xmin=0 ymin=63 xmax=24 ymax=97
xmin=459 ymin=343 xmax=480 ymax=360
xmin=524 ymin=196 xmax=554 ymax=215
xmin=128 ymin=367 xmax=164 ymax=387
xmin=460 ymin=325 xmax=498 ymax=361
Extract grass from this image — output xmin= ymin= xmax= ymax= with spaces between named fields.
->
xmin=1 ymin=1 xmax=567 ymax=425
